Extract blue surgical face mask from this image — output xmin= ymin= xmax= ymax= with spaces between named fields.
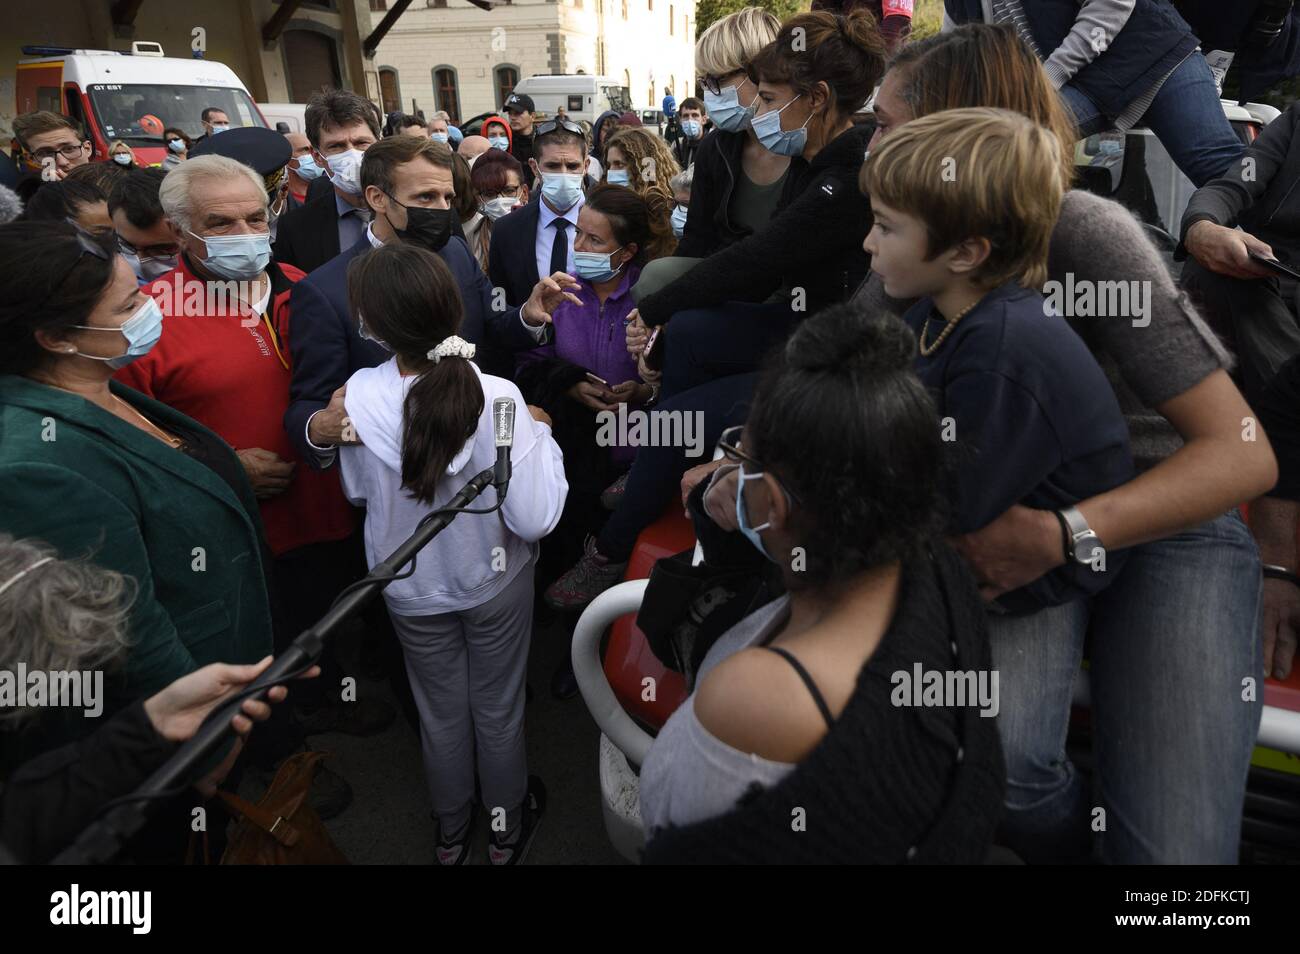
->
xmin=211 ymin=123 xmax=229 ymax=135
xmin=573 ymin=245 xmax=624 ymax=283
xmin=293 ymin=153 xmax=323 ymax=181
xmin=606 ymin=168 xmax=630 ymax=186
xmin=167 ymin=137 xmax=186 ymax=154
xmin=357 ymin=312 xmax=391 ymax=351
xmin=112 ymin=152 xmax=132 ymax=166
xmin=189 ymin=229 xmax=272 ymax=280
xmin=70 ymin=296 xmax=165 ymax=370
xmin=488 ymin=135 xmax=510 ymax=151
xmin=735 ymin=463 xmax=778 ymax=563
xmin=703 ymin=85 xmax=758 ymax=134
xmin=121 ymin=248 xmax=178 ymax=283
xmin=540 ymin=171 xmax=584 ymax=212
xmin=681 ymin=119 xmax=702 ymax=139
xmin=430 ymin=132 xmax=449 ymax=144
xmin=670 ymin=203 xmax=688 ymax=238
xmin=751 ymin=95 xmax=808 ymax=157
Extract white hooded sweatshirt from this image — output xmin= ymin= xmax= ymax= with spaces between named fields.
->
xmin=340 ymin=358 xmax=568 ymax=616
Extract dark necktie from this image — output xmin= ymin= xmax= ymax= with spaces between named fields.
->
xmin=549 ymin=217 xmax=570 ymax=278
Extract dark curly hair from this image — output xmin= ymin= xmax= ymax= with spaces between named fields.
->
xmin=746 ymin=303 xmax=945 ymax=589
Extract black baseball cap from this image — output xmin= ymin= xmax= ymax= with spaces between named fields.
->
xmin=504 ymin=93 xmax=535 ymax=114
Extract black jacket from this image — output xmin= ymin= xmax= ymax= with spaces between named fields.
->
xmin=672 ymin=134 xmax=704 ymax=172
xmin=273 ymin=189 xmax=346 ymax=275
xmin=0 ymin=700 xmax=176 ymax=864
xmin=638 ymin=123 xmax=873 ymax=326
xmin=642 ymin=541 xmax=1005 ymax=865
xmin=488 ymin=197 xmax=544 ymax=308
xmin=1180 ymin=100 xmax=1300 ymax=259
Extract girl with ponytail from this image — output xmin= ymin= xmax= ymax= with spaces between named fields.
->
xmin=339 ymin=242 xmax=568 ymax=865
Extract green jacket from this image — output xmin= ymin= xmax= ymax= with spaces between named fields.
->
xmin=0 ymin=375 xmax=274 ymax=743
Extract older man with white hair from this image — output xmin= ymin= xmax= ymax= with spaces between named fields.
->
xmin=114 ymin=155 xmax=390 ymax=784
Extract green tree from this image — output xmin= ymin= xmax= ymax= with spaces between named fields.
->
xmin=695 ymin=0 xmax=807 ymax=38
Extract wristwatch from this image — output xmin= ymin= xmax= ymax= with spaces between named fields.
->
xmin=1055 ymin=505 xmax=1104 ymax=567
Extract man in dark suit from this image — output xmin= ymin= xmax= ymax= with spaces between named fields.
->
xmin=272 ymin=89 xmax=380 ymax=275
xmin=489 ymin=118 xmax=591 ymax=308
xmin=284 ymin=134 xmax=581 ymax=466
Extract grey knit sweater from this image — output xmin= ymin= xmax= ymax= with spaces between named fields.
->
xmin=851 ymin=189 xmax=1231 ymax=472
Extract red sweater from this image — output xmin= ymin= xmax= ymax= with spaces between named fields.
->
xmin=116 ymin=255 xmax=356 ymax=556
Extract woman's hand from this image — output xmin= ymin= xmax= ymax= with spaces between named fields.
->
xmin=522 ymin=271 xmax=584 ymax=326
xmin=701 ymin=463 xmax=742 ymax=531
xmin=608 ymin=380 xmax=654 ymax=405
xmin=567 ymin=381 xmax=618 ymax=412
xmin=637 ymin=349 xmax=662 ymax=385
xmin=951 ymin=504 xmax=1065 ymax=601
xmin=681 ymin=458 xmax=728 ymax=508
xmin=143 ymin=656 xmax=318 ymax=743
xmin=1262 ymin=579 xmax=1299 ymax=681
xmin=625 ymin=310 xmax=650 ymax=355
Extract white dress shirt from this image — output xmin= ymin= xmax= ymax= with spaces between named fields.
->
xmin=535 ymin=194 xmax=584 ymax=282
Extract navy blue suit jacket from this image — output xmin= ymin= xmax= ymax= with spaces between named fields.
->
xmin=488 ymin=198 xmax=542 ymax=309
xmin=284 ymin=234 xmax=545 ymax=467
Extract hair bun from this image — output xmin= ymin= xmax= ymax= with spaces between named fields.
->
xmin=784 ymin=303 xmax=915 ymax=375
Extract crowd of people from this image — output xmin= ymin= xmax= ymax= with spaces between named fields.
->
xmin=2 ymin=0 xmax=1300 ymax=866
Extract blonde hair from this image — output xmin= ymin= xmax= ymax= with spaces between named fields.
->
xmin=863 ymin=107 xmax=1065 ymax=290
xmin=696 ymin=7 xmax=781 ymax=78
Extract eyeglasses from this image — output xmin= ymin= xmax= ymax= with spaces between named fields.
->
xmin=30 ymin=142 xmax=88 ymax=163
xmin=479 ymin=185 xmax=522 ymax=200
xmin=717 ymin=424 xmax=802 ymax=504
xmin=118 ymin=235 xmax=181 ymax=259
xmin=534 ymin=117 xmax=586 ymax=138
xmin=35 ymin=227 xmax=111 ymax=311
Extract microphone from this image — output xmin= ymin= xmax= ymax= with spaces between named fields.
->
xmin=493 ymin=397 xmax=515 ymax=492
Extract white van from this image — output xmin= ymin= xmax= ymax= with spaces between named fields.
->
xmin=509 ymin=74 xmax=632 ymax=125
xmin=258 ymin=103 xmax=308 ymax=134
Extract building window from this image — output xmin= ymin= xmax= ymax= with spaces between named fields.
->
xmin=495 ymin=65 xmax=520 ymax=111
xmin=621 ymin=0 xmax=627 ymax=17
xmin=433 ymin=66 xmax=461 ymax=124
xmin=425 ymin=0 xmax=447 ymax=7
xmin=378 ymin=67 xmax=401 ymax=114
xmin=670 ymin=4 xmax=674 ymax=35
xmin=369 ymin=0 xmax=387 ymax=11
xmin=648 ymin=0 xmax=652 ymax=8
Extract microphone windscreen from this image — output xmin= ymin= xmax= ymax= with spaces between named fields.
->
xmin=493 ymin=397 xmax=516 ymax=448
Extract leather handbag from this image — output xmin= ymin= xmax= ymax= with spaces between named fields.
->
xmin=215 ymin=751 xmax=349 ymax=865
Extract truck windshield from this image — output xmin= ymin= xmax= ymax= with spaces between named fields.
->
xmin=87 ymin=84 xmax=265 ymax=144
xmin=601 ymin=85 xmax=631 ymax=113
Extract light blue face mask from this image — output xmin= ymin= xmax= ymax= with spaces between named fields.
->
xmin=488 ymin=135 xmax=510 ymax=151
xmin=189 ymin=229 xmax=272 ymax=280
xmin=167 ymin=137 xmax=186 ymax=154
xmin=606 ymin=168 xmax=630 ymax=187
xmin=357 ymin=312 xmax=391 ymax=351
xmin=70 ymin=296 xmax=165 ymax=370
xmin=573 ymin=245 xmax=624 ymax=283
xmin=211 ymin=123 xmax=229 ymax=135
xmin=293 ymin=153 xmax=323 ymax=181
xmin=680 ymin=119 xmax=702 ymax=139
xmin=540 ymin=171 xmax=584 ymax=212
xmin=671 ymin=203 xmax=688 ymax=238
xmin=751 ymin=94 xmax=809 ymax=157
xmin=735 ymin=462 xmax=778 ymax=563
xmin=703 ymin=85 xmax=757 ymax=134
xmin=430 ymin=132 xmax=450 ymax=144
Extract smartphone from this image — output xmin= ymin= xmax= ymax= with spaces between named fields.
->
xmin=1249 ymin=250 xmax=1300 ymax=281
xmin=585 ymin=372 xmax=609 ymax=386
xmin=643 ymin=326 xmax=665 ymax=372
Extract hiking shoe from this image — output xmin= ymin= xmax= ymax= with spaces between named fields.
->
xmin=295 ymin=697 xmax=397 ymax=737
xmin=600 ymin=471 xmax=630 ymax=510
xmin=435 ymin=804 xmax=478 ymax=866
xmin=544 ymin=537 xmax=627 ymax=610
xmin=488 ymin=776 xmax=547 ymax=866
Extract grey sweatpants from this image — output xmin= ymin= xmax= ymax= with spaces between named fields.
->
xmin=387 ymin=558 xmax=534 ymax=841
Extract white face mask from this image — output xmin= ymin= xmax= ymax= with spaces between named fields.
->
xmin=326 ymin=148 xmax=365 ymax=195
xmin=481 ymin=196 xmax=519 ymax=221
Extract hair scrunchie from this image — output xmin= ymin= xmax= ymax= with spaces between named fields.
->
xmin=427 ymin=335 xmax=476 ymax=364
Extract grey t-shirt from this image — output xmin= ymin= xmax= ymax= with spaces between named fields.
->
xmin=639 ymin=595 xmax=796 ymax=835
xmin=729 ymin=167 xmax=790 ymax=238
xmin=852 ymin=189 xmax=1230 ymax=472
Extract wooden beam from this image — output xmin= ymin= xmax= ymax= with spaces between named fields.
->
xmin=262 ymin=0 xmax=306 ymax=47
xmin=110 ymin=0 xmax=145 ymax=27
xmin=363 ymin=0 xmax=416 ymax=59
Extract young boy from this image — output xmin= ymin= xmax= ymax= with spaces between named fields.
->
xmin=862 ymin=107 xmax=1134 ymax=611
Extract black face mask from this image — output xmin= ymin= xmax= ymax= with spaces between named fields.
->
xmin=385 ymin=193 xmax=452 ymax=252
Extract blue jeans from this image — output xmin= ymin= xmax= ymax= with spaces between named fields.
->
xmin=989 ymin=511 xmax=1262 ymax=863
xmin=1060 ymin=52 xmax=1244 ymax=188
